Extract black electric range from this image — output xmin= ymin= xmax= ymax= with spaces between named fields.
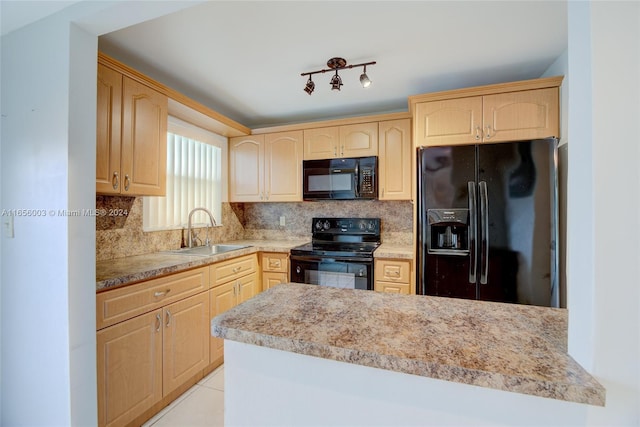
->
xmin=290 ymin=218 xmax=381 ymax=290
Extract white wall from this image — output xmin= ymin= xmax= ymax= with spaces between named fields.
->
xmin=586 ymin=2 xmax=639 ymax=423
xmin=0 ymin=2 xmax=202 ymax=425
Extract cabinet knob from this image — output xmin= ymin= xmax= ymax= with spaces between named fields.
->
xmin=154 ymin=289 xmax=170 ymax=298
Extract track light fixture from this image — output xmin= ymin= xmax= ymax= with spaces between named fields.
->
xmin=301 ymin=57 xmax=376 ymax=94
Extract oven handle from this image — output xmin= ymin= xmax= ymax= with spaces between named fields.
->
xmin=290 ymin=255 xmax=374 ymax=263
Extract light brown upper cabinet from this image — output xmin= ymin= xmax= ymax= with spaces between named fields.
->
xmin=303 ymin=122 xmax=378 ymax=160
xmin=378 ymin=119 xmax=412 ymax=200
xmin=411 ymin=77 xmax=562 ymax=147
xmin=229 ymin=131 xmax=303 ymax=202
xmin=96 ymin=63 xmax=168 ymax=195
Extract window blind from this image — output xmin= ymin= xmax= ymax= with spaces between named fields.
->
xmin=143 ymin=118 xmax=226 ymax=231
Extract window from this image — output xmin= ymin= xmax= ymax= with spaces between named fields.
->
xmin=143 ymin=117 xmax=227 ymax=231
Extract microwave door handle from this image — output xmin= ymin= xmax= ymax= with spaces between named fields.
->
xmin=354 ymin=163 xmax=360 ymax=197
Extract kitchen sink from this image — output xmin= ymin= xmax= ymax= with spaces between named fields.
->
xmin=169 ymin=244 xmax=250 ymax=257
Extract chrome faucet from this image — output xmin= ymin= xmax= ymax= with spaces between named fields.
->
xmin=187 ymin=207 xmax=217 ymax=248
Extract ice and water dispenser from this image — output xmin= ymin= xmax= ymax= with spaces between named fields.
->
xmin=426 ymin=209 xmax=470 ymax=255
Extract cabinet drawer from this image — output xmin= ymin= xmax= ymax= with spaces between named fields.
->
xmin=375 ymin=259 xmax=412 ymax=283
xmin=261 ymin=252 xmax=288 ymax=273
xmin=374 ymin=281 xmax=412 ymax=295
xmin=210 ymin=254 xmax=257 ymax=288
xmin=97 ymin=267 xmax=209 ymax=330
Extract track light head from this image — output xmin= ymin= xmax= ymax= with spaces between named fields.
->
xmin=359 ymin=65 xmax=371 ymax=88
xmin=304 ymin=76 xmax=315 ymax=95
xmin=330 ymin=71 xmax=343 ymax=91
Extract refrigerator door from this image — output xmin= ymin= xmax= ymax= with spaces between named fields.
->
xmin=477 ymin=139 xmax=558 ymax=307
xmin=417 ymin=145 xmax=477 ymax=297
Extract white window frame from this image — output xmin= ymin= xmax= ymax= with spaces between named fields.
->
xmin=143 ymin=116 xmax=228 ymax=232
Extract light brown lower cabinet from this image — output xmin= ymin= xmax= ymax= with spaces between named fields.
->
xmin=96 ymin=266 xmax=211 ymax=427
xmin=97 ymin=309 xmax=162 ymax=427
xmin=97 ymin=291 xmax=209 ymax=427
xmin=209 ymin=254 xmax=259 ymax=365
xmin=374 ymin=258 xmax=414 ymax=295
xmin=261 ymin=252 xmax=289 ymax=291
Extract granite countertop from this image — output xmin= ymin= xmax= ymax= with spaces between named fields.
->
xmin=211 ymin=284 xmax=605 ymax=406
xmin=374 ymin=243 xmax=413 ymax=259
xmin=96 ymin=239 xmax=308 ymax=291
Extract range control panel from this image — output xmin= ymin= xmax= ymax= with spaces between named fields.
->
xmin=312 ymin=217 xmax=380 ymax=235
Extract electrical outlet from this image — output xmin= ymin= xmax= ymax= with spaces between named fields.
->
xmin=279 ymin=216 xmax=286 ymax=227
xmin=3 ymin=215 xmax=14 ymax=238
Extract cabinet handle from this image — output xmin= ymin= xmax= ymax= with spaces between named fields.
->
xmin=269 ymin=261 xmax=280 ymax=268
xmin=266 ymin=191 xmax=269 ymax=200
xmin=154 ymin=289 xmax=170 ymax=298
xmin=341 ymin=145 xmax=344 ymax=157
xmin=333 ymin=146 xmax=337 ymax=157
xmin=155 ymin=313 xmax=161 ymax=332
xmin=232 ymin=266 xmax=242 ymax=273
xmin=475 ymin=126 xmax=482 ymax=140
xmin=386 ymin=270 xmax=401 ymax=277
xmin=260 ymin=192 xmax=264 ymax=201
xmin=124 ymin=174 xmax=130 ymax=191
xmin=165 ymin=310 xmax=171 ymax=327
xmin=485 ymin=125 xmax=492 ymax=139
xmin=112 ymin=172 xmax=119 ymax=190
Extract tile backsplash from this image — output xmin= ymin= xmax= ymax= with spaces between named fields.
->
xmin=96 ymin=196 xmax=413 ymax=261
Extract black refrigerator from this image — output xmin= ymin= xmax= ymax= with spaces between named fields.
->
xmin=416 ymin=138 xmax=559 ymax=308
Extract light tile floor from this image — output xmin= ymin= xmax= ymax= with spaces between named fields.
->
xmin=142 ymin=365 xmax=224 ymax=427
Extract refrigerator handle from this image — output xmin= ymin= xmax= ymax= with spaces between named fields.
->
xmin=468 ymin=181 xmax=477 ymax=283
xmin=479 ymin=181 xmax=489 ymax=284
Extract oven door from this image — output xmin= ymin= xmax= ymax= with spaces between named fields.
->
xmin=290 ymin=256 xmax=373 ymax=290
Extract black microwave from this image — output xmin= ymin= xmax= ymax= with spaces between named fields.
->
xmin=302 ymin=156 xmax=378 ymax=200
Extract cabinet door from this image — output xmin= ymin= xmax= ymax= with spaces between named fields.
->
xmin=303 ymin=127 xmax=339 ymax=160
xmin=340 ymin=122 xmax=378 ymax=157
xmin=263 ymin=272 xmax=288 ymax=291
xmin=121 ymin=76 xmax=167 ymax=196
xmin=162 ymin=292 xmax=210 ymax=396
xmin=209 ymin=281 xmax=237 ymax=363
xmin=96 ymin=64 xmax=122 ymax=195
xmin=237 ymin=272 xmax=259 ymax=304
xmin=482 ymin=87 xmax=559 ymax=142
xmin=229 ymin=135 xmax=265 ymax=201
xmin=414 ymin=97 xmax=483 ymax=147
xmin=378 ymin=119 xmax=412 ymax=200
xmin=97 ymin=309 xmax=162 ymax=427
xmin=264 ymin=131 xmax=303 ymax=201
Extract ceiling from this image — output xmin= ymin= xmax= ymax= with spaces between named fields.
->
xmin=6 ymin=1 xmax=568 ymax=130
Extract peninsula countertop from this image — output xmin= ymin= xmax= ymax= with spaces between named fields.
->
xmin=211 ymin=283 xmax=605 ymax=406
